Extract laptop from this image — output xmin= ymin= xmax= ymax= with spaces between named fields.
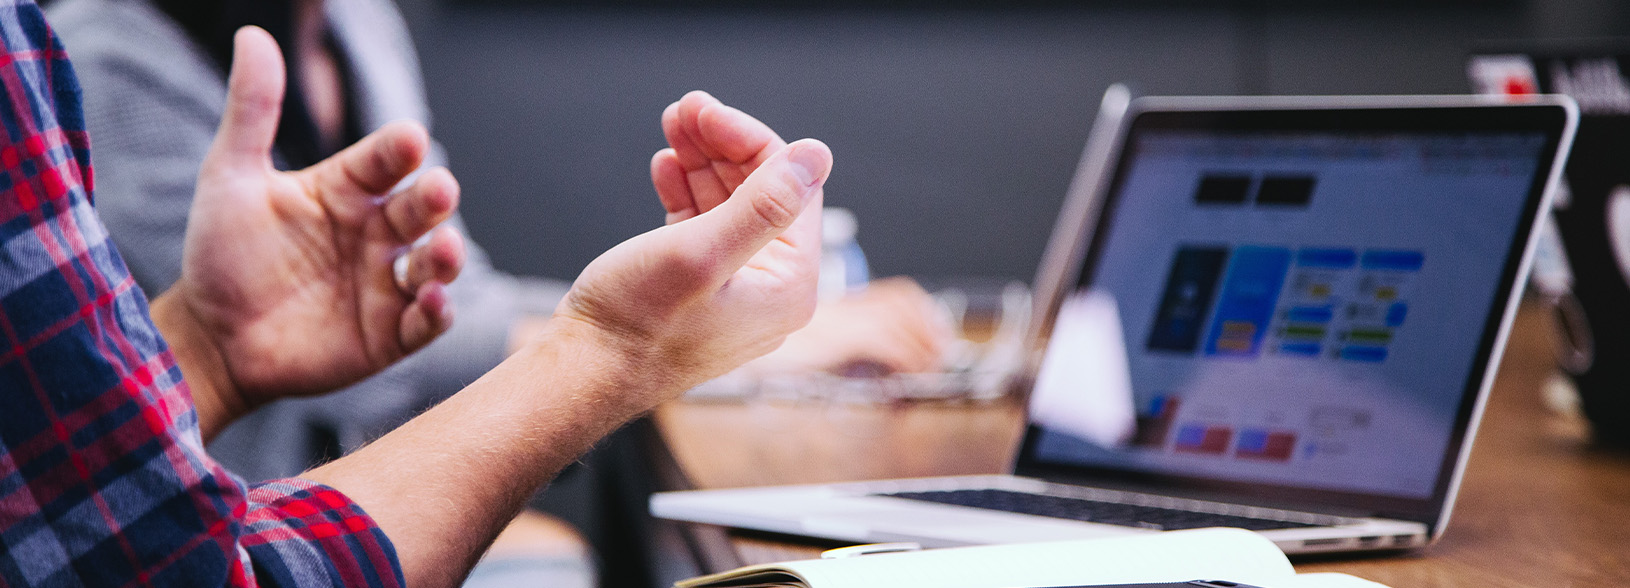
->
xmin=652 ymin=92 xmax=1578 ymax=554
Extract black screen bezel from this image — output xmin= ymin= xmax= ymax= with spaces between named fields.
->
xmin=1015 ymin=102 xmax=1572 ymax=528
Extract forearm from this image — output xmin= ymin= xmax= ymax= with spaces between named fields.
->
xmin=302 ymin=316 xmax=666 ymax=588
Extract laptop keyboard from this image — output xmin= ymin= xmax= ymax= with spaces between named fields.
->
xmin=877 ymin=489 xmax=1324 ymax=531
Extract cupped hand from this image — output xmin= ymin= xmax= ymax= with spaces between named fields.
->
xmin=549 ymin=92 xmax=831 ymax=415
xmin=652 ymin=93 xmax=950 ymax=377
xmin=169 ymin=27 xmax=465 ymax=411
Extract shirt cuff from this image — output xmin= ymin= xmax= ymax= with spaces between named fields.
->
xmin=240 ymin=478 xmax=405 ymax=588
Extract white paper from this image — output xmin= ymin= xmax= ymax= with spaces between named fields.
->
xmin=1029 ymin=290 xmax=1137 ymax=447
xmin=775 ymin=528 xmax=1292 ymax=588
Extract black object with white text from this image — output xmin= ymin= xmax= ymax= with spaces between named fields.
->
xmin=1470 ymin=43 xmax=1630 ymax=448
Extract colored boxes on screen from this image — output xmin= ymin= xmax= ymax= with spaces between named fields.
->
xmin=1192 ymin=173 xmax=1316 ymax=207
xmin=1144 ymin=242 xmax=1421 ymax=364
xmin=1235 ymin=429 xmax=1297 ymax=461
xmin=1133 ymin=395 xmax=1182 ymax=448
xmin=1272 ymin=247 xmax=1354 ymax=358
xmin=1335 ymin=250 xmax=1423 ymax=363
xmin=1173 ymin=424 xmax=1233 ymax=455
xmin=1194 ymin=175 xmax=1252 ymax=204
xmin=1204 ymin=247 xmax=1292 ymax=358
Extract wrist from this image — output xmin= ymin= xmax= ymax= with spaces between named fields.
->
xmin=524 ymin=312 xmax=685 ymax=423
xmin=505 ymin=314 xmax=553 ymax=355
xmin=150 ymin=285 xmax=246 ymax=440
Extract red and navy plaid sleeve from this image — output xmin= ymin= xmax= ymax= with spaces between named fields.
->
xmin=0 ymin=1 xmax=404 ymax=586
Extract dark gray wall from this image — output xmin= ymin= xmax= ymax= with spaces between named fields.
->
xmin=404 ymin=0 xmax=1630 ymax=283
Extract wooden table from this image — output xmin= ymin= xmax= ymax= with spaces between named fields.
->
xmin=655 ymin=302 xmax=1630 ymax=587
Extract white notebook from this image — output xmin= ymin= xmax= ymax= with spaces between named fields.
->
xmin=676 ymin=528 xmax=1386 ymax=588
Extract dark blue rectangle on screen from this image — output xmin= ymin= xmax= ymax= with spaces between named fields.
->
xmin=1146 ymin=246 xmax=1230 ymax=353
xmin=1279 ymin=342 xmax=1322 ymax=356
xmin=1340 ymin=345 xmax=1389 ymax=362
xmin=1386 ymin=302 xmax=1409 ymax=327
xmin=1285 ymin=305 xmax=1335 ymax=323
xmin=1296 ymin=248 xmax=1357 ymax=269
xmin=1360 ymin=250 xmax=1425 ymax=271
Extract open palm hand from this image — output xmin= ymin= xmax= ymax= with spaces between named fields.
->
xmin=170 ymin=27 xmax=465 ymax=410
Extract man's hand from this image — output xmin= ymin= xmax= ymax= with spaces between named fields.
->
xmin=653 ymin=92 xmax=949 ymax=377
xmin=151 ymin=27 xmax=465 ymax=437
xmin=750 ymin=277 xmax=953 ymax=376
xmin=306 ymin=93 xmax=829 ymax=587
xmin=546 ymin=91 xmax=831 ymax=418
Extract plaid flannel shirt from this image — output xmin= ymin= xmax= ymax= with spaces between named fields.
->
xmin=0 ymin=1 xmax=405 ymax=586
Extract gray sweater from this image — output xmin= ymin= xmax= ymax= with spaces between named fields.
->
xmin=49 ymin=0 xmax=570 ymax=481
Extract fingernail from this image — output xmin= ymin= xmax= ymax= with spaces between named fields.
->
xmin=788 ymin=145 xmax=825 ymax=188
xmin=425 ymin=283 xmax=454 ymax=323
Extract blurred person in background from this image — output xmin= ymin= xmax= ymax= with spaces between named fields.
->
xmin=48 ymin=0 xmax=950 ymax=584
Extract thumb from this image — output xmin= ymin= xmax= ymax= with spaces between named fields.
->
xmin=673 ymin=139 xmax=832 ymax=275
xmin=206 ymin=26 xmax=285 ymax=171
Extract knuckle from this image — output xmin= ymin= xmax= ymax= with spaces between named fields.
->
xmin=749 ymin=183 xmax=801 ymax=229
xmin=237 ymin=93 xmax=281 ymax=120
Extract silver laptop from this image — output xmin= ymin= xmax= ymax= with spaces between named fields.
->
xmin=652 ymin=92 xmax=1577 ymax=554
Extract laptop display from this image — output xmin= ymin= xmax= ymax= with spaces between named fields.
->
xmin=1022 ymin=104 xmax=1572 ymax=522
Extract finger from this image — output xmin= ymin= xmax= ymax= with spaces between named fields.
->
xmin=651 ymin=148 xmax=698 ymax=224
xmin=672 ymin=139 xmax=832 ymax=277
xmin=889 ymin=322 xmax=944 ymax=372
xmin=661 ymin=98 xmax=701 ymax=169
xmin=684 ymin=164 xmax=735 ymax=215
xmin=663 ymin=98 xmax=733 ymax=212
xmin=665 ymin=92 xmax=787 ymax=213
xmin=308 ymin=121 xmax=430 ymax=205
xmin=664 ymin=91 xmax=723 ymax=169
xmin=866 ymin=343 xmax=930 ymax=375
xmin=690 ymin=102 xmax=782 ymax=209
xmin=401 ymin=226 xmax=466 ymax=293
xmin=206 ymin=26 xmax=284 ymax=171
xmin=907 ymin=309 xmax=952 ymax=359
xmin=696 ymin=100 xmax=783 ymax=169
xmin=673 ymin=92 xmax=782 ymax=168
xmin=399 ymin=281 xmax=454 ymax=353
xmin=844 ymin=327 xmax=933 ymax=375
xmin=384 ymin=166 xmax=459 ymax=244
xmin=845 ymin=308 xmax=940 ymax=373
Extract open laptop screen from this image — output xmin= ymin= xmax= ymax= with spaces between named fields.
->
xmin=1021 ymin=103 xmax=1570 ymax=521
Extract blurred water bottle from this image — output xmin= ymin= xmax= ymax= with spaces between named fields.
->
xmin=819 ymin=207 xmax=870 ymax=300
